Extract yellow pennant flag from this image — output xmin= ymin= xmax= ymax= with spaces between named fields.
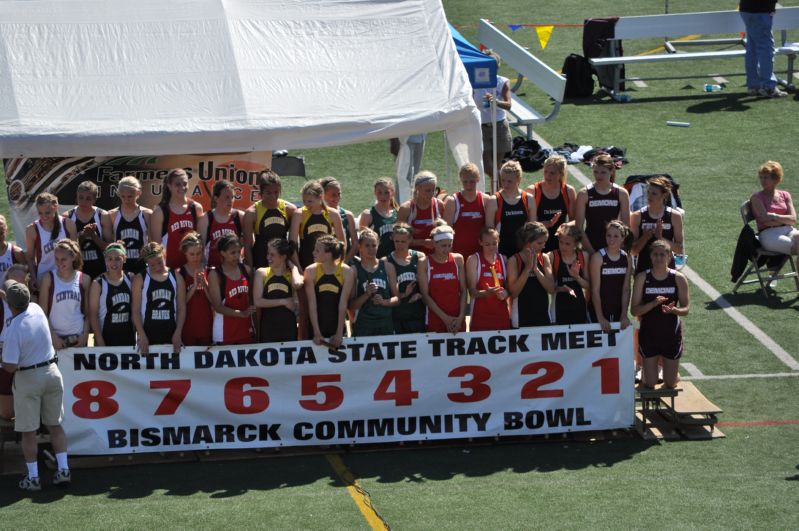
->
xmin=535 ymin=25 xmax=554 ymax=49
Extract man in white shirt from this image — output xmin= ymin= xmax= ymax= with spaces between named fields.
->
xmin=1 ymin=280 xmax=71 ymax=492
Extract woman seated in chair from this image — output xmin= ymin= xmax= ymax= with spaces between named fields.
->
xmin=750 ymin=160 xmax=799 ymax=256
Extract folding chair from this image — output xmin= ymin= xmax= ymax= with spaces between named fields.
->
xmin=732 ymin=200 xmax=799 ymax=296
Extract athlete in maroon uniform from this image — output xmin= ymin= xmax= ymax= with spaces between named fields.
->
xmin=418 ymin=225 xmax=467 ymax=333
xmin=467 ymin=227 xmax=511 ymax=331
xmin=631 ymin=239 xmax=690 ymax=389
xmin=444 ymin=163 xmax=490 ymax=258
xmin=575 ymin=154 xmax=630 ymax=254
xmin=197 ymin=181 xmax=243 ymax=269
xmin=590 ymin=220 xmax=632 ymax=332
xmin=150 ymin=168 xmax=204 ymax=270
xmin=398 ymin=171 xmax=445 ymax=252
xmin=630 ymin=176 xmax=684 ymax=274
xmin=549 ymin=224 xmax=590 ymax=325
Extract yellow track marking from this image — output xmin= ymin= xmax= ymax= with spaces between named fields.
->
xmin=326 ymin=454 xmax=390 ymax=531
xmin=636 ymin=34 xmax=702 ymax=56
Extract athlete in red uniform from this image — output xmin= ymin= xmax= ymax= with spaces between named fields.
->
xmin=418 ymin=224 xmax=467 ymax=333
xmin=197 ymin=181 xmax=243 ymax=269
xmin=208 ymin=234 xmax=255 ymax=345
xmin=398 ymin=171 xmax=445 ymax=252
xmin=467 ymin=227 xmax=511 ymax=331
xmin=444 ymin=162 xmax=490 ymax=258
xmin=178 ymin=232 xmax=213 ymax=346
xmin=150 ymin=168 xmax=204 ymax=270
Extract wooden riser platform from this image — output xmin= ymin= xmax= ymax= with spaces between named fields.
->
xmin=636 ymin=381 xmax=725 ymax=440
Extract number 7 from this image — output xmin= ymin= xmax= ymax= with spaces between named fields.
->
xmin=150 ymin=379 xmax=192 ymax=415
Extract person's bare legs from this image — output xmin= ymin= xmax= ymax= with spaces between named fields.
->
xmin=662 ymin=358 xmax=680 ymax=389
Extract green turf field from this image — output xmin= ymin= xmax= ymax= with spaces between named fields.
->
xmin=1 ymin=0 xmax=798 ymax=528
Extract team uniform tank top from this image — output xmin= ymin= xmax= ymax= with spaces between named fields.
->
xmin=48 ymin=271 xmax=85 ymax=337
xmin=469 ymin=253 xmax=511 ymax=331
xmin=0 ymin=241 xmax=19 ymax=285
xmin=97 ymin=273 xmax=135 ymax=346
xmin=585 ymin=184 xmax=621 ymax=252
xmin=299 ymin=208 xmax=333 ymax=269
xmin=205 ymin=210 xmax=242 ymax=269
xmin=496 ymin=192 xmax=529 ymax=259
xmin=212 ymin=264 xmax=254 ymax=345
xmin=352 ymin=258 xmax=393 ymax=336
xmin=67 ymin=207 xmax=106 ymax=279
xmin=408 ymin=200 xmax=440 ymax=252
xmin=510 ymin=252 xmax=551 ymax=328
xmin=253 ymin=200 xmax=289 ymax=269
xmin=451 ymin=192 xmax=485 ymax=258
xmin=180 ymin=266 xmax=213 ymax=346
xmin=597 ymin=248 xmax=629 ymax=322
xmin=141 ymin=270 xmax=178 ymax=345
xmin=635 ymin=206 xmax=675 ymax=274
xmin=550 ymin=250 xmax=589 ymax=325
xmin=314 ymin=263 xmax=345 ymax=338
xmin=259 ymin=267 xmax=298 ymax=342
xmin=368 ymin=206 xmax=397 ymax=258
xmin=388 ymin=251 xmax=425 ymax=333
xmin=34 ymin=219 xmax=67 ymax=284
xmin=426 ymin=253 xmax=464 ymax=333
xmin=114 ymin=208 xmax=148 ymax=274
xmin=534 ymin=182 xmax=570 ymax=252
xmin=160 ymin=203 xmax=198 ymax=270
xmin=639 ymin=268 xmax=683 ymax=359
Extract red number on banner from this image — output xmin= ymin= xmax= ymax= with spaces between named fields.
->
xmin=72 ymin=380 xmax=119 ymax=419
xmin=150 ymin=379 xmax=192 ymax=415
xmin=299 ymin=374 xmax=344 ymax=411
xmin=447 ymin=366 xmax=492 ymax=403
xmin=373 ymin=369 xmax=419 ymax=406
xmin=591 ymin=358 xmax=620 ymax=395
xmin=520 ymin=361 xmax=564 ymax=399
xmin=224 ymin=377 xmax=270 ymax=414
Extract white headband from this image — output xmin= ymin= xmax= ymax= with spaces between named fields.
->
xmin=432 ymin=232 xmax=454 ymax=242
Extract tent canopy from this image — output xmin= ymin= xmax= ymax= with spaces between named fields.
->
xmin=0 ymin=0 xmax=481 ymax=163
xmin=449 ymin=24 xmax=497 ymax=89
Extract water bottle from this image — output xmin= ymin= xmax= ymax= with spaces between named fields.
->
xmin=616 ymin=94 xmax=631 ymax=103
xmin=703 ymin=84 xmax=723 ymax=92
xmin=482 ymin=94 xmax=491 ymax=109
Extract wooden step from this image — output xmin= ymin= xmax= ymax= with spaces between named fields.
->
xmin=661 ymin=381 xmax=722 ymax=415
xmin=675 ymin=413 xmax=719 ymax=426
xmin=635 ymin=410 xmax=681 ymax=441
xmin=679 ymin=423 xmax=726 ymax=440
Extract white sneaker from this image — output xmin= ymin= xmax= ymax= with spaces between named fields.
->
xmin=53 ymin=469 xmax=71 ymax=486
xmin=19 ymin=475 xmax=41 ymax=491
xmin=758 ymin=87 xmax=788 ymax=98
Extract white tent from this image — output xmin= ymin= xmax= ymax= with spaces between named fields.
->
xmin=0 ymin=0 xmax=482 ymax=184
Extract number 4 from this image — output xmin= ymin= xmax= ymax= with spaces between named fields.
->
xmin=373 ymin=369 xmax=419 ymax=406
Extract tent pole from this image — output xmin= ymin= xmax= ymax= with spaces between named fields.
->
xmin=491 ymin=93 xmax=498 ymax=193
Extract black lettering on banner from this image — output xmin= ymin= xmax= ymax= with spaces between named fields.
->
xmin=107 ymin=424 xmax=282 ymax=449
xmin=542 ymin=330 xmax=619 ymax=351
xmin=74 ymin=352 xmax=179 ymax=371
xmin=329 ymin=340 xmax=418 ymax=362
xmin=289 ymin=414 xmax=491 ymax=443
xmin=194 ymin=347 xmax=317 ymax=368
xmin=503 ymin=408 xmax=592 ymax=430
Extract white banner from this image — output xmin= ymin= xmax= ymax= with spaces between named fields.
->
xmin=59 ymin=325 xmax=634 ymax=455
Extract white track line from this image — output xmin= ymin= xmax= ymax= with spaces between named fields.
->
xmin=711 ymin=76 xmax=729 ymax=84
xmin=631 ymin=78 xmax=648 ymax=88
xmin=681 ymin=363 xmax=704 ymax=377
xmin=532 ymin=132 xmax=799 ymax=371
xmin=682 ymin=371 xmax=799 ymax=381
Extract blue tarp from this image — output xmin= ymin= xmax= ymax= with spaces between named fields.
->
xmin=449 ymin=24 xmax=497 ymax=89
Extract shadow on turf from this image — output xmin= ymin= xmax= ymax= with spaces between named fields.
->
xmin=343 ymin=439 xmax=657 ymax=484
xmin=707 ymin=290 xmax=799 ymax=311
xmin=564 ymin=88 xmax=796 ymax=113
xmin=0 ymin=455 xmax=344 ymax=505
xmin=0 ymin=439 xmax=658 ymax=504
